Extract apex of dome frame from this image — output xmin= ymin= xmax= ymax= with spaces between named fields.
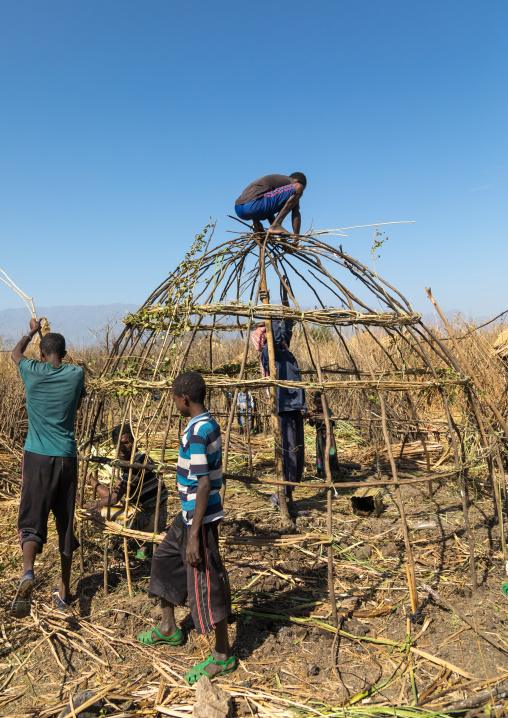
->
xmin=125 ymin=223 xmax=422 ymax=336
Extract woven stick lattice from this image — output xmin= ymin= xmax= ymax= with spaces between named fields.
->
xmin=76 ymin=222 xmax=508 ymax=608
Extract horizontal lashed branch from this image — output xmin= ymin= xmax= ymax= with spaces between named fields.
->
xmin=90 ymin=374 xmax=469 ymax=395
xmin=125 ymin=302 xmax=421 ymax=328
xmin=75 ymin=508 xmax=329 ymax=546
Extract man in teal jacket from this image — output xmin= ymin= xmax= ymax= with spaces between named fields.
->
xmin=10 ymin=318 xmax=86 ymax=618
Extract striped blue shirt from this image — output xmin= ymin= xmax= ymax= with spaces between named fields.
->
xmin=177 ymin=411 xmax=224 ymax=526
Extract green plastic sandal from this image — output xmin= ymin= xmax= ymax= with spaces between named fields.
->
xmin=184 ymin=654 xmax=236 ymax=685
xmin=137 ymin=626 xmax=184 ymax=646
xmin=135 ymin=548 xmax=151 ymax=560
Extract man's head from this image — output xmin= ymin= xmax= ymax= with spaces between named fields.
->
xmin=112 ymin=423 xmax=134 ymax=460
xmin=289 ymin=172 xmax=307 ymax=189
xmin=313 ymin=391 xmax=323 ymax=410
xmin=39 ymin=332 xmax=66 ymax=363
xmin=172 ymin=371 xmax=207 ymax=417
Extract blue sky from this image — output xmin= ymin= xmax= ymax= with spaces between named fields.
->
xmin=1 ymin=1 xmax=506 ymax=319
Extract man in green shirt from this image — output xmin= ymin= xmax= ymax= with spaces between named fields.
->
xmin=10 ymin=318 xmax=86 ymax=619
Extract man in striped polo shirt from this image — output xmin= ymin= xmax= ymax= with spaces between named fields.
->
xmin=138 ymin=372 xmax=235 ymax=684
xmin=235 ymin=172 xmax=307 ymax=237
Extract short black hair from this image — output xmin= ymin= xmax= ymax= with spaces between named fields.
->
xmin=173 ymin=371 xmax=206 ymax=404
xmin=112 ymin=423 xmax=133 ymax=446
xmin=40 ymin=332 xmax=66 ymax=359
xmin=289 ymin=172 xmax=307 ymax=188
xmin=313 ymin=391 xmax=323 ymax=400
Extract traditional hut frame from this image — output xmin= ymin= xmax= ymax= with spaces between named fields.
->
xmin=76 ymin=224 xmax=508 ymax=620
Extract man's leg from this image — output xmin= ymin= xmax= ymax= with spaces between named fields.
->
xmin=280 ymin=412 xmax=308 ymax=517
xmin=22 ymin=540 xmax=39 ymax=574
xmin=60 ymin=553 xmax=72 ymax=601
xmin=11 ymin=538 xmax=39 ymax=618
xmin=156 ymin=598 xmax=179 ymax=638
xmin=185 ymin=523 xmax=234 ymax=683
xmin=267 ymin=194 xmax=300 ymax=236
xmin=140 ymin=514 xmax=187 ymax=643
xmin=204 ymin=617 xmax=231 ymax=678
xmin=279 ymin=412 xmax=297 ymax=501
xmin=53 ymin=457 xmax=78 ymax=605
xmin=18 ymin=452 xmax=52 ymax=569
xmin=295 ymin=410 xmax=305 ymax=483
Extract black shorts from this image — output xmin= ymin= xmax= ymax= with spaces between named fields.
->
xmin=18 ymin=451 xmax=79 ymax=557
xmin=149 ymin=513 xmax=230 ymax=635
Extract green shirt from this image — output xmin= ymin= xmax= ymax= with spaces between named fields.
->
xmin=18 ymin=357 xmax=86 ymax=457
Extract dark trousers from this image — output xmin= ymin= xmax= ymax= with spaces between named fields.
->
xmin=279 ymin=410 xmax=305 ymax=498
xmin=149 ymin=514 xmax=230 ymax=635
xmin=18 ymin=451 xmax=78 ymax=557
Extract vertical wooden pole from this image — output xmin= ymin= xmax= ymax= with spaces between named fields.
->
xmin=103 ymin=537 xmax=109 ymax=597
xmin=155 ymin=401 xmax=176 ymax=535
xmin=297 ymin=323 xmax=338 ymax=625
xmin=262 ymin=254 xmax=338 ymax=624
xmin=492 ymin=443 xmax=508 ymax=562
xmin=221 ymin=308 xmax=256 ymax=505
xmin=257 ymin=238 xmax=290 ymax=522
xmin=246 ymin=400 xmax=254 ymax=480
xmin=354 ymin=326 xmax=419 ymax=608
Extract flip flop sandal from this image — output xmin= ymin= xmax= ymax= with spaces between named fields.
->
xmin=135 ymin=548 xmax=151 ymax=560
xmin=184 ymin=654 xmax=236 ymax=685
xmin=11 ymin=570 xmax=35 ymax=619
xmin=137 ymin=626 xmax=184 ymax=646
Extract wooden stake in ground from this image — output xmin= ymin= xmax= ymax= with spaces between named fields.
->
xmin=257 ymin=237 xmax=290 ymax=523
xmin=269 ymin=264 xmax=338 ymax=626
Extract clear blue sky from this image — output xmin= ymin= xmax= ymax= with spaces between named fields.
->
xmin=1 ymin=1 xmax=506 ymax=318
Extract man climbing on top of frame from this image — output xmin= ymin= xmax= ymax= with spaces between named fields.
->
xmin=234 ymin=172 xmax=307 ymax=237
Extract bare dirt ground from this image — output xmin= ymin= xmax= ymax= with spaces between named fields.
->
xmin=1 ymin=444 xmax=508 ymax=717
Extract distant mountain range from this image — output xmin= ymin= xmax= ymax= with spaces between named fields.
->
xmin=0 ymin=303 xmax=139 ymax=346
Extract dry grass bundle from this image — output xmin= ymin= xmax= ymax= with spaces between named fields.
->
xmin=359 ymin=440 xmax=445 ymax=469
xmin=492 ymin=326 xmax=508 ymax=359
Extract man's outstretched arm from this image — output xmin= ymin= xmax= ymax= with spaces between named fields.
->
xmin=186 ymin=474 xmax=211 ymax=566
xmin=11 ymin=318 xmax=41 ymax=366
xmin=291 ymin=205 xmax=301 ymax=235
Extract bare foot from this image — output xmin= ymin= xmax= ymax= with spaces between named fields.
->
xmin=267 ymin=224 xmax=291 ymax=236
xmin=252 ymin=220 xmax=265 ymax=233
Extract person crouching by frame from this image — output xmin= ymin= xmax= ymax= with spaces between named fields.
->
xmin=84 ymin=425 xmax=168 ymax=559
xmin=137 ymin=372 xmax=235 ymax=684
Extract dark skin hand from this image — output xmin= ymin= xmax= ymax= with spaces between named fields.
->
xmin=84 ymin=474 xmax=125 ymax=509
xmin=11 ymin=318 xmax=43 ymax=366
xmin=84 ymin=431 xmax=134 ymax=509
xmin=259 ymin=282 xmax=289 ymax=306
xmin=281 ymin=280 xmax=290 ymax=307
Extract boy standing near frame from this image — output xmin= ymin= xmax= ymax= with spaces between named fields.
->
xmin=137 ymin=371 xmax=235 ymax=684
